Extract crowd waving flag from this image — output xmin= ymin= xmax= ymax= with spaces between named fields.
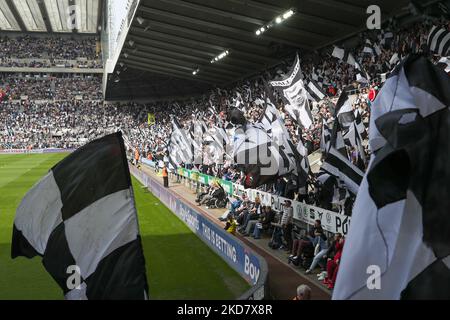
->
xmin=11 ymin=132 xmax=149 ymax=300
xmin=270 ymin=54 xmax=314 ymax=129
xmin=333 ymin=55 xmax=450 ymax=299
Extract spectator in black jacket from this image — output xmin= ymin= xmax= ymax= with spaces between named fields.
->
xmin=252 ymin=206 xmax=276 ymax=239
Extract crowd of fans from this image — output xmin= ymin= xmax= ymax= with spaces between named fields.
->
xmin=0 ymin=35 xmax=100 ymax=60
xmin=0 ymin=58 xmax=102 ymax=69
xmin=0 ymin=75 xmax=102 ymax=100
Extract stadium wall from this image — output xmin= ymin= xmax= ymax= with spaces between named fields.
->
xmin=129 ymin=165 xmax=269 ymax=300
xmin=142 ymin=159 xmax=351 ymax=236
xmin=0 ymin=148 xmax=75 ymax=154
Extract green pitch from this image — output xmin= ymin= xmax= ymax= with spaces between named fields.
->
xmin=0 ymin=153 xmax=249 ymax=299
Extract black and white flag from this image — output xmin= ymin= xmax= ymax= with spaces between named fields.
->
xmin=354 ymin=108 xmax=368 ymax=139
xmin=270 ymin=54 xmax=314 ymax=129
xmin=363 ymin=39 xmax=381 ymax=56
xmin=437 ymin=56 xmax=450 ymax=73
xmin=335 ymin=91 xmax=355 ymax=131
xmin=11 ymin=132 xmax=149 ymax=299
xmin=333 ymin=55 xmax=450 ymax=299
xmin=380 ymin=29 xmax=394 ymax=48
xmin=343 ymin=121 xmax=367 ymax=170
xmin=306 ymin=80 xmax=327 ymax=102
xmin=321 ymin=146 xmax=364 ymax=195
xmin=320 ymin=118 xmax=331 ymax=153
xmin=427 ymin=25 xmax=450 ymax=57
xmin=355 ymin=61 xmax=370 ymax=83
xmin=332 ymin=46 xmax=356 ymax=65
xmin=168 ymin=118 xmax=195 ymax=165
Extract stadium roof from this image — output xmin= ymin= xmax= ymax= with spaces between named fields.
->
xmin=0 ymin=0 xmax=102 ymax=33
xmin=105 ymin=0 xmax=419 ymax=100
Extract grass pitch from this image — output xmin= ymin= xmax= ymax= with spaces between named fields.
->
xmin=0 ymin=153 xmax=249 ymax=299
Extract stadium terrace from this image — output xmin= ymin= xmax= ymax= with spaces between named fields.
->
xmin=0 ymin=0 xmax=449 ymax=307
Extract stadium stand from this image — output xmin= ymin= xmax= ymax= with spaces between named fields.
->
xmin=1 ymin=0 xmax=449 ymax=300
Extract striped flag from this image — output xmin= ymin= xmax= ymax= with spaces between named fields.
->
xmin=306 ymin=80 xmax=327 ymax=102
xmin=11 ymin=132 xmax=148 ymax=299
xmin=354 ymin=109 xmax=367 ymax=139
xmin=168 ymin=118 xmax=194 ymax=166
xmin=427 ymin=25 xmax=450 ymax=57
xmin=335 ymin=91 xmax=355 ymax=131
xmin=270 ymin=54 xmax=314 ymax=129
xmin=333 ymin=54 xmax=450 ymax=299
xmin=321 ymin=146 xmax=364 ymax=195
xmin=320 ymin=118 xmax=331 ymax=153
xmin=355 ymin=61 xmax=370 ymax=83
xmin=343 ymin=121 xmax=367 ymax=170
xmin=363 ymin=39 xmax=381 ymax=56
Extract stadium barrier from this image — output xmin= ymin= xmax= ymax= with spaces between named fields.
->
xmin=0 ymin=148 xmax=75 ymax=154
xmin=151 ymin=165 xmax=351 ymax=236
xmin=130 ymin=165 xmax=269 ymax=300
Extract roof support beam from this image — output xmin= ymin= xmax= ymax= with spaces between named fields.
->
xmin=226 ymin=0 xmax=355 ymax=29
xmin=5 ymin=0 xmax=27 ymax=32
xmin=153 ymin=0 xmax=330 ymax=39
xmin=127 ymin=36 xmax=268 ymax=69
xmin=123 ymin=60 xmax=222 ymax=84
xmin=97 ymin=0 xmax=103 ymax=33
xmin=131 ymin=24 xmax=271 ymax=57
xmin=120 ymin=50 xmax=243 ymax=78
xmin=130 ymin=27 xmax=278 ymax=65
xmin=124 ymin=56 xmax=233 ymax=82
xmin=122 ymin=45 xmax=258 ymax=73
xmin=127 ymin=40 xmax=263 ymax=71
xmin=38 ymin=0 xmax=53 ymax=33
xmin=139 ymin=5 xmax=308 ymax=49
xmin=68 ymin=0 xmax=78 ymax=33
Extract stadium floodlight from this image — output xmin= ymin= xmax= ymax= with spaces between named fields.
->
xmin=210 ymin=50 xmax=230 ymax=64
xmin=283 ymin=9 xmax=295 ymax=19
xmin=192 ymin=68 xmax=200 ymax=75
xmin=128 ymin=40 xmax=135 ymax=47
xmin=254 ymin=8 xmax=295 ymax=36
xmin=123 ymin=53 xmax=129 ymax=58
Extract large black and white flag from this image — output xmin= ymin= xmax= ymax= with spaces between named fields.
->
xmin=168 ymin=118 xmax=195 ymax=166
xmin=333 ymin=55 xmax=450 ymax=299
xmin=269 ymin=54 xmax=314 ymax=129
xmin=321 ymin=146 xmax=364 ymax=195
xmin=11 ymin=132 xmax=148 ymax=299
xmin=427 ymin=25 xmax=450 ymax=57
xmin=343 ymin=121 xmax=367 ymax=170
xmin=261 ymin=91 xmax=310 ymax=186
